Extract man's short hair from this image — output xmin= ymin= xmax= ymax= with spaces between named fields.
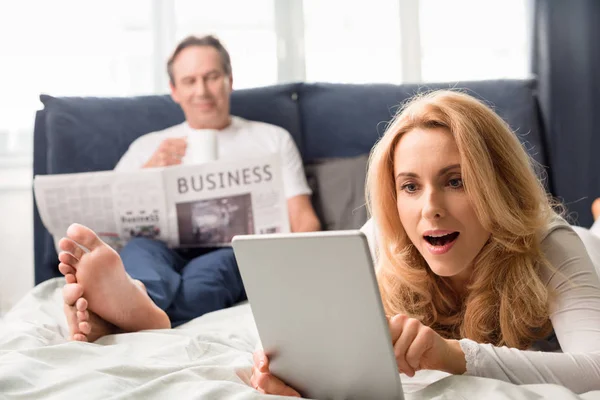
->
xmin=167 ymin=35 xmax=232 ymax=85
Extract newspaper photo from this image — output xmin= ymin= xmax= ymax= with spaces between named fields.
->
xmin=33 ymin=153 xmax=289 ymax=250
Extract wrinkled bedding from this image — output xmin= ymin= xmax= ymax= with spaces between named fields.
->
xmin=0 ymin=278 xmax=598 ymax=399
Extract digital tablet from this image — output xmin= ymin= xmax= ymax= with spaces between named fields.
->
xmin=232 ymin=230 xmax=403 ymax=400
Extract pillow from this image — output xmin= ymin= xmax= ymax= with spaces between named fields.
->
xmin=305 ymin=154 xmax=370 ymax=231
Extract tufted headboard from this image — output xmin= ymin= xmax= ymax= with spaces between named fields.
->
xmin=33 ymin=79 xmax=549 ymax=284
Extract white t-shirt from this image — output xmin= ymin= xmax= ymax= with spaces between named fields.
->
xmin=361 ymin=217 xmax=600 ymax=393
xmin=114 ymin=116 xmax=311 ymax=199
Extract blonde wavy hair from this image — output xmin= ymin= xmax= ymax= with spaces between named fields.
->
xmin=367 ymin=90 xmax=555 ymax=349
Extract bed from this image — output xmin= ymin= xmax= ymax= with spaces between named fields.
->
xmin=23 ymin=80 xmax=600 ymax=399
xmin=1 ymin=278 xmax=598 ymax=399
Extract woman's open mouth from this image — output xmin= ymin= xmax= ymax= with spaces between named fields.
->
xmin=423 ymin=232 xmax=459 ymax=255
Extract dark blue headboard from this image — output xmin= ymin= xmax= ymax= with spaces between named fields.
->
xmin=34 ymin=79 xmax=549 ymax=284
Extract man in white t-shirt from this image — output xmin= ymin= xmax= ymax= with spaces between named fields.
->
xmin=58 ymin=35 xmax=321 ymax=341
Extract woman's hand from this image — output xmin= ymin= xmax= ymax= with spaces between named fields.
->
xmin=250 ymin=351 xmax=301 ymax=397
xmin=388 ymin=314 xmax=466 ymax=376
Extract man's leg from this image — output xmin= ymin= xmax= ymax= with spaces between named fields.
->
xmin=166 ymin=248 xmax=247 ymax=327
xmin=119 ymin=238 xmax=185 ymax=311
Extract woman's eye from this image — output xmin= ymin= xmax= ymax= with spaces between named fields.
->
xmin=401 ymin=183 xmax=418 ymax=193
xmin=448 ymin=178 xmax=463 ymax=188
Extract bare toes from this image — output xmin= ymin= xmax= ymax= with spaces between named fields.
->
xmin=58 ymin=238 xmax=85 ymax=260
xmin=62 ymin=283 xmax=84 ymax=306
xmin=59 ymin=251 xmax=79 ymax=267
xmin=61 ymin=266 xmax=77 ymax=279
xmin=72 ymin=333 xmax=88 ymax=342
xmin=64 ymin=303 xmax=80 ymax=337
xmin=66 ymin=223 xmax=104 ymax=252
xmin=79 ymin=321 xmax=91 ymax=335
xmin=75 ymin=297 xmax=88 ymax=312
xmin=77 ymin=310 xmax=89 ymax=322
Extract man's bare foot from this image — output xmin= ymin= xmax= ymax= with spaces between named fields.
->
xmin=593 ymin=198 xmax=600 ymax=221
xmin=62 ymin=279 xmax=87 ymax=341
xmin=60 ymin=261 xmax=117 ymax=342
xmin=57 ymin=223 xmax=171 ymax=333
xmin=62 ymin=279 xmax=118 ymax=342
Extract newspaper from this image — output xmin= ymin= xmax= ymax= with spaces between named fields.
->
xmin=33 ymin=154 xmax=289 ymax=250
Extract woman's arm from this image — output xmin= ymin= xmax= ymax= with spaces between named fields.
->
xmin=460 ymin=226 xmax=600 ymax=394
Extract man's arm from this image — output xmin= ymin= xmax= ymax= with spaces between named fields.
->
xmin=287 ymin=194 xmax=321 ymax=233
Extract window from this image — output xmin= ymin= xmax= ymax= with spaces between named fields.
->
xmin=174 ymin=0 xmax=278 ymax=90
xmin=303 ymin=0 xmax=403 ymax=84
xmin=0 ymin=0 xmax=531 ymax=172
xmin=419 ymin=0 xmax=530 ymax=82
xmin=0 ymin=0 xmax=153 ymax=168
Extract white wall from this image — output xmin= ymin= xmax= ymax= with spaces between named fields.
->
xmin=0 ymin=167 xmax=34 ymax=315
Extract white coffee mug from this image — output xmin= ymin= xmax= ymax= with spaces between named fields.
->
xmin=184 ymin=130 xmax=218 ymax=164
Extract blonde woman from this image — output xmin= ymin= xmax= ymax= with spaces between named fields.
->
xmin=251 ymin=90 xmax=600 ymax=396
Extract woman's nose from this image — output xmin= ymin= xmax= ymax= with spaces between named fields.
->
xmin=422 ymin=189 xmax=446 ymax=220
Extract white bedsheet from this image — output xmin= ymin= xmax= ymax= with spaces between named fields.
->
xmin=0 ymin=278 xmax=598 ymax=399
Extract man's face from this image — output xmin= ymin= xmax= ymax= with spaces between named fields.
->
xmin=170 ymin=45 xmax=233 ymax=129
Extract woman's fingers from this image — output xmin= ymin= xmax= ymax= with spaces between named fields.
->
xmin=388 ymin=314 xmax=407 ymax=343
xmin=250 ymin=352 xmax=301 ymax=397
xmin=256 ymin=371 xmax=301 ymax=397
xmin=250 ymin=366 xmax=262 ymax=391
xmin=405 ymin=327 xmax=434 ymax=371
xmin=252 ymin=350 xmax=262 ymax=366
xmin=393 ymin=317 xmax=420 ymax=376
xmin=252 ymin=350 xmax=269 ymax=373
xmin=389 ymin=314 xmax=439 ymax=376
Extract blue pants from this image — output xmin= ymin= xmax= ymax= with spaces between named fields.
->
xmin=120 ymin=238 xmax=246 ymax=327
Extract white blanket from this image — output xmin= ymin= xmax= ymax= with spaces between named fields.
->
xmin=1 ymin=278 xmax=598 ymax=399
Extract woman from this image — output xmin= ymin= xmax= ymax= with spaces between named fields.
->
xmin=250 ymin=90 xmax=600 ymax=396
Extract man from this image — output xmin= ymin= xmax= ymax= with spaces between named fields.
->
xmin=59 ymin=35 xmax=321 ymax=342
